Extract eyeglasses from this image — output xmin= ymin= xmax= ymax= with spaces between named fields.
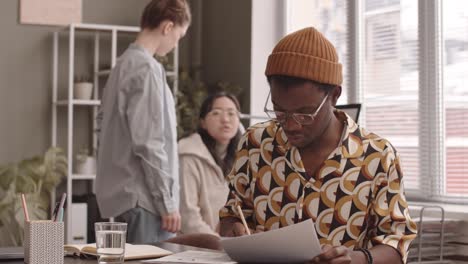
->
xmin=207 ymin=109 xmax=240 ymax=121
xmin=263 ymin=91 xmax=329 ymax=125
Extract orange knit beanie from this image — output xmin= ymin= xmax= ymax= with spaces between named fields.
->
xmin=265 ymin=27 xmax=343 ymax=86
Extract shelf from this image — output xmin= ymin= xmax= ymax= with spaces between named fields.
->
xmin=96 ymin=69 xmax=111 ymax=76
xmin=71 ymin=174 xmax=96 ymax=180
xmin=56 ymin=99 xmax=101 ymax=106
xmin=97 ymin=70 xmax=175 ymax=77
xmin=63 ymin=23 xmax=140 ymax=33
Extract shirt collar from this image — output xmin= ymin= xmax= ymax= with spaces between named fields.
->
xmin=276 ymin=109 xmax=365 ymax=160
xmin=335 ymin=110 xmax=365 ymax=159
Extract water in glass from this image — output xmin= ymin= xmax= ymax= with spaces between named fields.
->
xmin=95 ymin=222 xmax=127 ymax=264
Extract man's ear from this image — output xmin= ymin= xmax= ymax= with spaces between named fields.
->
xmin=161 ymin=20 xmax=174 ymax=35
xmin=330 ymin=86 xmax=342 ymax=106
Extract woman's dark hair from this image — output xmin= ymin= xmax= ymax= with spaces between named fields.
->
xmin=140 ymin=0 xmax=191 ymax=30
xmin=197 ymin=92 xmax=242 ymax=176
xmin=267 ymin=75 xmax=337 ymax=93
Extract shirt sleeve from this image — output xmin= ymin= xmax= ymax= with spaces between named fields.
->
xmin=368 ymin=147 xmax=418 ymax=264
xmin=179 ymin=155 xmax=217 ymax=235
xmin=124 ymin=66 xmax=177 ymax=215
xmin=219 ymin=130 xmax=255 ymax=227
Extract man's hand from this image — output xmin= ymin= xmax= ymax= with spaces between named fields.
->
xmin=308 ymin=245 xmax=363 ymax=264
xmin=161 ymin=211 xmax=181 ymax=233
xmin=219 ymin=217 xmax=251 ymax=237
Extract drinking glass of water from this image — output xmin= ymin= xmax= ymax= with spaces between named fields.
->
xmin=95 ymin=222 xmax=127 ymax=264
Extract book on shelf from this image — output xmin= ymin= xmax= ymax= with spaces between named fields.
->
xmin=64 ymin=243 xmax=172 ymax=260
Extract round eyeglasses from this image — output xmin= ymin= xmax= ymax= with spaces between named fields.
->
xmin=207 ymin=109 xmax=240 ymax=121
xmin=263 ymin=92 xmax=328 ymax=125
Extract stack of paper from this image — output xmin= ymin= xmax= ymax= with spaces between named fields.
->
xmin=220 ymin=219 xmax=321 ymax=263
xmin=144 ymin=219 xmax=321 ymax=264
xmin=64 ymin=243 xmax=172 ymax=260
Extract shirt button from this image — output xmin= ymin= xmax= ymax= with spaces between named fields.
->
xmin=305 ymin=182 xmax=312 ymax=188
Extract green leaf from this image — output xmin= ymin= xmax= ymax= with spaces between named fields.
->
xmin=0 ymin=164 xmax=16 ymax=190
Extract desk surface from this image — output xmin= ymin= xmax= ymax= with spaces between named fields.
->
xmin=0 ymin=242 xmax=212 ymax=264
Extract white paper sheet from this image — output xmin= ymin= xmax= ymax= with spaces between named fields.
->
xmin=220 ymin=219 xmax=321 ymax=263
xmin=142 ymin=250 xmax=236 ymax=264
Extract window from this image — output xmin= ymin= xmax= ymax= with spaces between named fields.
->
xmin=368 ymin=21 xmax=398 ymax=61
xmin=286 ymin=0 xmax=349 ymax=105
xmin=443 ymin=0 xmax=468 ymax=197
xmin=366 ymin=0 xmax=400 ymax=12
xmin=284 ymin=1 xmax=468 ymax=202
xmin=363 ymin=1 xmax=420 ymax=191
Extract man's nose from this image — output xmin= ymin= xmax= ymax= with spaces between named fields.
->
xmin=282 ymin=115 xmax=302 ymax=131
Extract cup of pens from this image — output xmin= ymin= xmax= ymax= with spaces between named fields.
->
xmin=22 ymin=194 xmax=65 ymax=264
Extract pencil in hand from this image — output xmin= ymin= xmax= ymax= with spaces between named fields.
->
xmin=236 ymin=205 xmax=251 ymax=235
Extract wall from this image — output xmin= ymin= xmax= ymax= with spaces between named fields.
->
xmin=0 ymin=0 xmax=152 ymax=164
xmin=1 ymin=0 xmax=55 ymax=164
xmin=0 ymin=0 xmax=253 ymax=164
xmin=199 ymin=0 xmax=252 ymax=114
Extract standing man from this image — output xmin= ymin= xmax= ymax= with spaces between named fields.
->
xmin=220 ymin=27 xmax=417 ymax=263
xmin=96 ymin=0 xmax=191 ymax=243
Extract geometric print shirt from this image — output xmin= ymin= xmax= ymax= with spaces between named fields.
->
xmin=220 ymin=111 xmax=418 ymax=263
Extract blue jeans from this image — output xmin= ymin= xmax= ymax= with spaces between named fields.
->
xmin=116 ymin=207 xmax=174 ymax=244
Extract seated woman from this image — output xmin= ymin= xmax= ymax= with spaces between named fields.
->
xmin=178 ymin=91 xmax=242 ymax=235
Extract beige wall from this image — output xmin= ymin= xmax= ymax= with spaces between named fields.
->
xmin=0 ymin=0 xmax=151 ymax=164
xmin=1 ymin=0 xmax=55 ymax=163
xmin=0 ymin=0 xmax=252 ymax=164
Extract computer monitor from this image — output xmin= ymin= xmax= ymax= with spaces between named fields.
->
xmin=335 ymin=103 xmax=361 ymax=122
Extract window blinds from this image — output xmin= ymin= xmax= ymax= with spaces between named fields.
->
xmin=443 ymin=0 xmax=468 ymax=198
xmin=362 ymin=0 xmax=421 ymax=191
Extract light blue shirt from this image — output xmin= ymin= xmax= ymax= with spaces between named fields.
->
xmin=96 ymin=43 xmax=179 ymax=218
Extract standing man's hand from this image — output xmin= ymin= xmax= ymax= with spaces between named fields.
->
xmin=161 ymin=211 xmax=181 ymax=233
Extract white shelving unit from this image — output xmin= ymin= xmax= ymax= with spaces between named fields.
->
xmin=51 ymin=23 xmax=178 ymax=243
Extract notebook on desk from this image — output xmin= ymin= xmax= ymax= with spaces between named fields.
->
xmin=0 ymin=247 xmax=24 ymax=260
xmin=64 ymin=243 xmax=172 ymax=260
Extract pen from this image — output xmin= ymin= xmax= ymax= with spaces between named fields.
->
xmin=51 ymin=201 xmax=60 ymax=221
xmin=21 ymin=193 xmax=30 ymax=222
xmin=55 ymin=193 xmax=67 ymax=221
xmin=236 ymin=205 xmax=251 ymax=235
xmin=57 ymin=207 xmax=64 ymax=222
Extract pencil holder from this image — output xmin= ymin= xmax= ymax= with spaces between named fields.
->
xmin=24 ymin=220 xmax=64 ymax=264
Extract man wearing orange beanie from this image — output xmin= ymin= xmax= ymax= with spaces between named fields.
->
xmin=219 ymin=27 xmax=417 ymax=264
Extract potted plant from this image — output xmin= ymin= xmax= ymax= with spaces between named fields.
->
xmin=0 ymin=147 xmax=67 ymax=246
xmin=73 ymin=75 xmax=93 ymax=100
xmin=75 ymin=147 xmax=96 ymax=175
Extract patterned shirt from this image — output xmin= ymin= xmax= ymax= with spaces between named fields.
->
xmin=220 ymin=111 xmax=417 ymax=263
